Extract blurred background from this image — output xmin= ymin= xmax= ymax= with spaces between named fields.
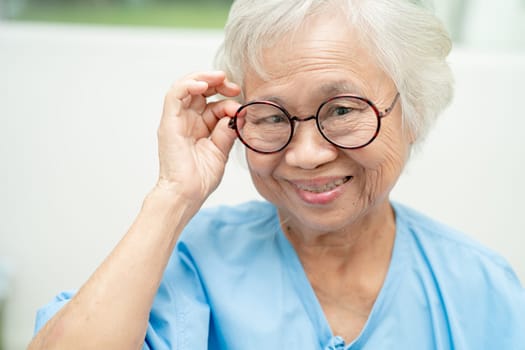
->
xmin=0 ymin=0 xmax=234 ymax=29
xmin=1 ymin=1 xmax=524 ymax=349
xmin=1 ymin=0 xmax=524 ymax=48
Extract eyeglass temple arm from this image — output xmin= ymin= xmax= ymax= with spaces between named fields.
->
xmin=228 ymin=117 xmax=237 ymax=129
xmin=379 ymin=92 xmax=400 ymax=118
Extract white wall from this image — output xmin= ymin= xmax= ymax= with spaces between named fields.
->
xmin=0 ymin=22 xmax=524 ymax=349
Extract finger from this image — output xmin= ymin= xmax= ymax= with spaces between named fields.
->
xmin=202 ymin=79 xmax=241 ymax=98
xmin=201 ymin=99 xmax=242 ymax=133
xmin=180 ymin=71 xmax=240 ymax=98
xmin=164 ymin=71 xmax=228 ymax=105
xmin=209 ymin=116 xmax=238 ymax=158
xmin=163 ymin=79 xmax=208 ymax=118
xmin=188 ymin=79 xmax=240 ymax=111
xmin=164 ymin=71 xmax=240 ymax=115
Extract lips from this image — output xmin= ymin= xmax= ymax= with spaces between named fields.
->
xmin=291 ymin=176 xmax=352 ymax=193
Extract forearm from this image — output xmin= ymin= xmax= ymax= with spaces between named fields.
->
xmin=29 ymin=187 xmax=201 ymax=350
xmin=29 ymin=70 xmax=240 ymax=349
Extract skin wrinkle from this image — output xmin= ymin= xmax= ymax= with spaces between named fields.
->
xmin=359 ymin=118 xmax=406 ymax=211
xmin=252 ymin=81 xmax=366 ymax=111
xmin=280 ymin=47 xmax=356 ymax=73
xmin=243 ymin=10 xmax=410 ymax=342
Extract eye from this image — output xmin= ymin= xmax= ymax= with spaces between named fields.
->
xmin=251 ymin=114 xmax=288 ymax=125
xmin=321 ymin=97 xmax=367 ymax=119
xmin=333 ymin=106 xmax=353 ymax=116
xmin=326 ymin=105 xmax=355 ymax=118
xmin=241 ymin=104 xmax=289 ymax=126
xmin=266 ymin=114 xmax=287 ymax=123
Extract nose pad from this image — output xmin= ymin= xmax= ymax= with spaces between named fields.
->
xmin=285 ymin=116 xmax=338 ymax=169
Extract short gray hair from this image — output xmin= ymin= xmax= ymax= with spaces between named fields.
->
xmin=215 ymin=0 xmax=454 ymax=145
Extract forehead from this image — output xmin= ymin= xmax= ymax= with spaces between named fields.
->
xmin=244 ymin=11 xmax=388 ymax=101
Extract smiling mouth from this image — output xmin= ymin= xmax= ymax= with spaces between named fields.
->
xmin=293 ymin=176 xmax=353 ymax=193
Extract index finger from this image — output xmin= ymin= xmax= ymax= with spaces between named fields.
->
xmin=169 ymin=71 xmax=232 ymax=101
xmin=202 ymin=79 xmax=241 ymax=98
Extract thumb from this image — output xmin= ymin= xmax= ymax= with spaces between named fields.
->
xmin=210 ymin=117 xmax=238 ymax=158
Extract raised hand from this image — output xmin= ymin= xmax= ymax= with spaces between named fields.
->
xmin=156 ymin=71 xmax=241 ymax=205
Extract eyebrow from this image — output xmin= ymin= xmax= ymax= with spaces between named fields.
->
xmin=249 ymin=80 xmax=366 ymax=106
xmin=256 ymin=80 xmax=364 ymax=105
xmin=318 ymin=81 xmax=364 ymax=97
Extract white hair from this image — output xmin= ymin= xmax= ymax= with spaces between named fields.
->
xmin=215 ymin=0 xmax=454 ymax=146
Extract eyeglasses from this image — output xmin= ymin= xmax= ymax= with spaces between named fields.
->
xmin=228 ymin=93 xmax=400 ymax=154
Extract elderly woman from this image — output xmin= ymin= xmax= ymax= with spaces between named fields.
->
xmin=29 ymin=0 xmax=524 ymax=349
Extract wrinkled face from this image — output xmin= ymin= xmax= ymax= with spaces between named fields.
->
xmin=243 ymin=11 xmax=412 ymax=236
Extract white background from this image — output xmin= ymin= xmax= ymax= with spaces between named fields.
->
xmin=1 ymin=22 xmax=524 ymax=349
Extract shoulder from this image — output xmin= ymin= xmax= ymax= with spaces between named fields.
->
xmin=392 ymin=201 xmax=523 ymax=297
xmin=183 ymin=200 xmax=278 ymax=238
xmin=187 ymin=200 xmax=277 ymax=228
xmin=392 ymin=202 xmax=525 ymax=346
xmin=392 ymin=203 xmax=524 ymax=310
xmin=176 ymin=200 xmax=280 ymax=257
xmin=393 ymin=201 xmax=514 ymax=271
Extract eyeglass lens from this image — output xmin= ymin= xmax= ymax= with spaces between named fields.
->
xmin=235 ymin=96 xmax=379 ymax=153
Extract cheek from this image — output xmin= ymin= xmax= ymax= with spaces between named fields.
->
xmin=353 ymin=126 xmax=411 ymax=194
xmin=246 ymin=151 xmax=286 ymax=203
xmin=367 ymin=121 xmax=411 ymax=168
xmin=245 ymin=151 xmax=281 ymax=181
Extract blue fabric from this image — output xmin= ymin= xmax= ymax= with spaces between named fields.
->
xmin=35 ymin=201 xmax=525 ymax=349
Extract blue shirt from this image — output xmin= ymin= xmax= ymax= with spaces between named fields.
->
xmin=35 ymin=201 xmax=525 ymax=349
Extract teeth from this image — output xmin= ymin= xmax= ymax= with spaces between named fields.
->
xmin=295 ymin=177 xmax=351 ymax=193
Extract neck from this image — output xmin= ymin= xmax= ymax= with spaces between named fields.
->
xmin=281 ymin=200 xmax=397 ymax=342
xmin=282 ymin=200 xmax=396 ymax=286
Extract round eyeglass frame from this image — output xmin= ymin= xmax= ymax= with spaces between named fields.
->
xmin=228 ymin=92 xmax=400 ymax=154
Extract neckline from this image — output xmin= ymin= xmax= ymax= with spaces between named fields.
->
xmin=273 ymin=202 xmax=408 ymax=349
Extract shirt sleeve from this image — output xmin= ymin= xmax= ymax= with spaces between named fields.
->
xmin=143 ymin=241 xmax=211 ymax=350
xmin=441 ymin=249 xmax=525 ymax=349
xmin=33 ymin=244 xmax=211 ymax=350
xmin=34 ymin=290 xmax=75 ymax=334
xmin=476 ymin=263 xmax=525 ymax=349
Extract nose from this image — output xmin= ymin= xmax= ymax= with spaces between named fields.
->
xmin=284 ymin=117 xmax=338 ymax=169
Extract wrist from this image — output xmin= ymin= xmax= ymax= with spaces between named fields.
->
xmin=145 ymin=181 xmax=203 ymax=218
xmin=138 ymin=186 xmax=202 ymax=247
